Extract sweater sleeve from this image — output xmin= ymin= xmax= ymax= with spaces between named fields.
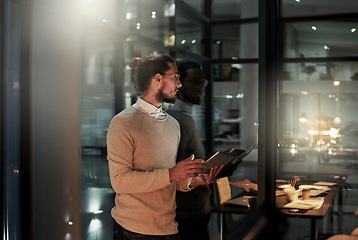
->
xmin=107 ymin=115 xmax=172 ymax=194
xmin=176 ymin=178 xmax=193 ymax=192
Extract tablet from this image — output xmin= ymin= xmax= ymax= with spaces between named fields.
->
xmin=215 ymin=146 xmax=254 ymax=178
xmin=203 ymin=151 xmax=239 ymax=174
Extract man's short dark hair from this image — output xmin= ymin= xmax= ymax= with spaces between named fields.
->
xmin=178 ymin=61 xmax=202 ymax=83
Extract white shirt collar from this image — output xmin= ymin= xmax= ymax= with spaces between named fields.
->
xmin=135 ymin=97 xmax=167 ymax=119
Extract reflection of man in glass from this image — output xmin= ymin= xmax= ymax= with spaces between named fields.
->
xmin=167 ymin=62 xmax=211 ymax=240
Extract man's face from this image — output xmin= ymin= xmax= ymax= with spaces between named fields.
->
xmin=180 ymin=68 xmax=206 ymax=105
xmin=157 ymin=62 xmax=182 ymax=104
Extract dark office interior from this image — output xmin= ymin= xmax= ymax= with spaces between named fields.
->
xmin=2 ymin=0 xmax=358 ymax=239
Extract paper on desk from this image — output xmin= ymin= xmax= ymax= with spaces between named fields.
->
xmin=283 ymin=197 xmax=324 ymax=210
xmin=299 ymin=185 xmax=325 ymax=190
xmin=216 ymin=177 xmax=231 ymax=204
xmin=299 ymin=185 xmax=330 ymax=193
xmin=314 ymin=181 xmax=337 ymax=186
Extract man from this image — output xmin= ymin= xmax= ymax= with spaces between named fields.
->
xmin=107 ymin=54 xmax=223 ymax=240
xmin=166 ymin=62 xmax=212 ymax=240
xmin=167 ymin=62 xmax=257 ymax=240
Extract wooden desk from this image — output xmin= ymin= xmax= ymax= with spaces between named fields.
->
xmin=212 ymin=188 xmax=336 ymax=240
xmin=277 ymin=188 xmax=337 ymax=240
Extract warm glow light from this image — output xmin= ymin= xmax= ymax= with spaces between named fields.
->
xmin=290 ymin=148 xmax=298 ymax=155
xmin=333 ymin=80 xmax=340 ymax=86
xmin=301 ymin=91 xmax=308 ymax=95
xmin=164 ymin=33 xmax=175 ymax=47
xmin=307 ymin=130 xmax=319 ymax=135
xmin=329 ymin=127 xmax=340 ymax=138
xmin=333 ymin=117 xmax=341 ymax=125
xmin=299 ymin=117 xmax=307 ymax=123
xmin=299 ymin=113 xmax=308 ymax=123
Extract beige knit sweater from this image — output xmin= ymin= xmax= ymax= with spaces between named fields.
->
xmin=107 ymin=106 xmax=191 ymax=235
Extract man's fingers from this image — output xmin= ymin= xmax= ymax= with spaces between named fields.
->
xmin=185 ymin=159 xmax=204 ymax=164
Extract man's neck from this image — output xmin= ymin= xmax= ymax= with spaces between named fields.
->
xmin=177 ymin=95 xmax=194 ymax=107
xmin=141 ymin=94 xmax=162 ymax=108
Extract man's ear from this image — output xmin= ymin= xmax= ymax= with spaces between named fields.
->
xmin=154 ymin=73 xmax=161 ymax=82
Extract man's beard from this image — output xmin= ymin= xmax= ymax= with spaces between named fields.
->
xmin=156 ymin=89 xmax=177 ymax=104
xmin=182 ymin=91 xmax=202 ymax=105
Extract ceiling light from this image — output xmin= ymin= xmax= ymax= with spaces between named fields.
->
xmin=191 ymin=39 xmax=196 ymax=44
xmin=93 ymin=209 xmax=103 ymax=214
xmin=299 ymin=113 xmax=308 ymax=123
xmin=181 ymin=40 xmax=186 ymax=44
xmin=333 ymin=80 xmax=340 ymax=86
xmin=136 ymin=23 xmax=141 ymax=30
xmin=351 ymin=28 xmax=357 ymax=33
xmin=312 ymin=26 xmax=317 ymax=31
xmin=151 ymin=11 xmax=157 ymax=19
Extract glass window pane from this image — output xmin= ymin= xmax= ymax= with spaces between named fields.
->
xmin=175 ymin=14 xmax=203 ymax=55
xmin=284 ymin=20 xmax=358 ymax=58
xmin=282 ymin=0 xmax=358 ymax=17
xmin=278 ymin=62 xmax=358 ymax=174
xmin=124 ymin=0 xmax=170 ymax=43
xmin=3 ymin=2 xmax=22 ymax=238
xmin=213 ymin=63 xmax=258 ymax=149
xmin=182 ymin=0 xmax=203 ymax=14
xmin=213 ymin=63 xmax=258 ymax=182
xmin=81 ymin=29 xmax=116 ymax=239
xmin=212 ymin=23 xmax=258 ymax=59
xmin=212 ymin=0 xmax=258 ymax=20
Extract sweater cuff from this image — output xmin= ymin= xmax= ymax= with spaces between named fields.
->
xmin=187 ymin=177 xmax=194 ymax=190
